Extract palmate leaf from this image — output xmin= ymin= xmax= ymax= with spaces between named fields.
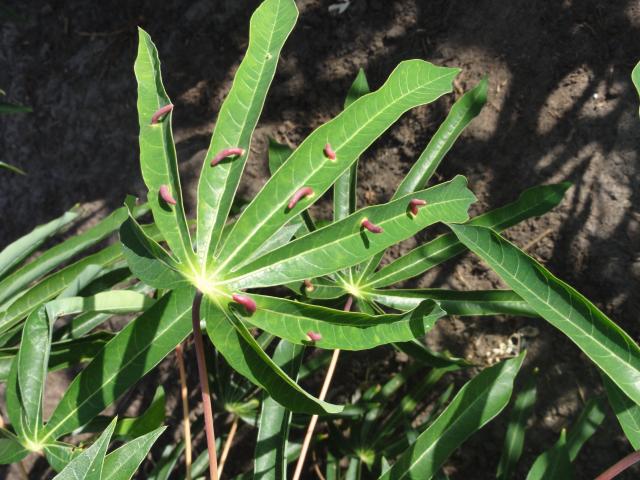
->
xmin=225 ymin=176 xmax=475 ymax=289
xmin=6 ymin=292 xmax=154 ymax=443
xmin=203 ymin=296 xmax=342 ymax=415
xmin=197 ymin=0 xmax=299 ymax=268
xmin=254 ymin=339 xmax=303 ymax=480
xmin=359 ymin=78 xmax=488 ymax=279
xmin=41 ymin=288 xmax=193 ymax=442
xmin=367 ymin=182 xmax=571 ymax=288
xmin=215 ymin=60 xmax=460 ymax=274
xmin=379 ymin=352 xmax=525 ymax=480
xmin=449 ymin=224 xmax=640 ymax=405
xmin=369 ymin=289 xmax=538 ymax=317
xmin=135 ymin=29 xmax=195 ymax=268
xmin=233 ymin=294 xmax=445 ymax=350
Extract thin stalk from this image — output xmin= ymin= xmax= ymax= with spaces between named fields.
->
xmin=595 ymin=450 xmax=640 ymax=480
xmin=192 ymin=291 xmax=219 ymax=480
xmin=292 ymin=296 xmax=353 ymax=480
xmin=218 ymin=415 xmax=239 ymax=478
xmin=175 ymin=342 xmax=192 ymax=480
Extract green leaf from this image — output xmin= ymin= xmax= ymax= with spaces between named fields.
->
xmin=0 ymin=101 xmax=31 ymax=114
xmin=268 ymin=138 xmax=294 ymax=175
xmin=197 ymin=0 xmax=299 ymax=267
xmin=235 ymin=294 xmax=445 ymax=350
xmin=496 ymin=370 xmax=538 ymax=480
xmin=45 ymin=443 xmax=79 ymax=472
xmin=369 ymin=289 xmax=538 ymax=317
xmin=0 ymin=429 xmax=27 ymax=464
xmin=135 ymin=29 xmax=195 ymax=268
xmin=368 ymin=183 xmax=571 ymax=288
xmin=41 ymin=288 xmax=194 ymax=441
xmin=394 ymin=340 xmax=471 ymax=370
xmin=525 ymin=429 xmax=572 ymax=480
xmin=147 ymin=442 xmax=185 ymax=480
xmin=53 ymin=417 xmax=116 ymax=480
xmin=0 ymin=161 xmax=26 ymax=175
xmin=254 ymin=339 xmax=303 ymax=479
xmin=334 ymin=68 xmax=371 ymax=222
xmin=632 ymin=61 xmax=640 ymax=114
xmin=565 ymin=397 xmax=606 ymax=461
xmin=359 ymin=78 xmax=488 ymax=278
xmin=379 ymin=352 xmax=525 ymax=480
xmin=119 ymin=214 xmax=189 ymax=289
xmin=0 ymin=208 xmax=78 ymax=279
xmin=203 ymin=296 xmax=342 ymax=415
xmin=0 ymin=332 xmax=114 ymax=382
xmin=216 ymin=60 xmax=460 ymax=272
xmin=11 ymin=292 xmax=154 ymax=442
xmin=0 ymin=244 xmax=122 ymax=336
xmin=83 ymin=387 xmax=166 ymax=441
xmin=603 ymin=374 xmax=640 ymax=449
xmin=449 ymin=223 xmax=640 ymax=405
xmin=0 ymin=207 xmax=128 ymax=305
xmin=102 ymin=426 xmax=166 ymax=480
xmin=226 ymin=176 xmax=475 ymax=289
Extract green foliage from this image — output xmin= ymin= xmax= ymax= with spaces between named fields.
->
xmin=1 ymin=4 xmax=638 ymax=478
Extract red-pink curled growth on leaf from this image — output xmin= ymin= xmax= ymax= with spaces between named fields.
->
xmin=307 ymin=331 xmax=322 ymax=342
xmin=409 ymin=198 xmax=427 ymax=216
xmin=361 ymin=218 xmax=383 ymax=234
xmin=159 ymin=185 xmax=177 ymax=205
xmin=303 ymin=279 xmax=314 ymax=292
xmin=232 ymin=294 xmax=256 ymax=314
xmin=323 ymin=143 xmax=336 ymax=160
xmin=210 ymin=148 xmax=245 ymax=167
xmin=150 ymin=104 xmax=174 ymax=124
xmin=288 ymin=187 xmax=314 ymax=209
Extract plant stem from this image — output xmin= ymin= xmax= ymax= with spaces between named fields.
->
xmin=595 ymin=450 xmax=640 ymax=480
xmin=175 ymin=342 xmax=192 ymax=480
xmin=292 ymin=296 xmax=353 ymax=480
xmin=218 ymin=415 xmax=239 ymax=478
xmin=192 ymin=291 xmax=219 ymax=480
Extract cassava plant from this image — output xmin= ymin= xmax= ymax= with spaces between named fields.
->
xmin=1 ymin=0 xmax=640 ymax=478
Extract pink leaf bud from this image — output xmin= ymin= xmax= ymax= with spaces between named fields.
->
xmin=307 ymin=331 xmax=322 ymax=342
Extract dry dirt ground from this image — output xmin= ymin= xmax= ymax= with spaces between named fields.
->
xmin=1 ymin=0 xmax=640 ymax=478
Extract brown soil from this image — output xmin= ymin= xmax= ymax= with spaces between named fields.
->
xmin=1 ymin=0 xmax=640 ymax=478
